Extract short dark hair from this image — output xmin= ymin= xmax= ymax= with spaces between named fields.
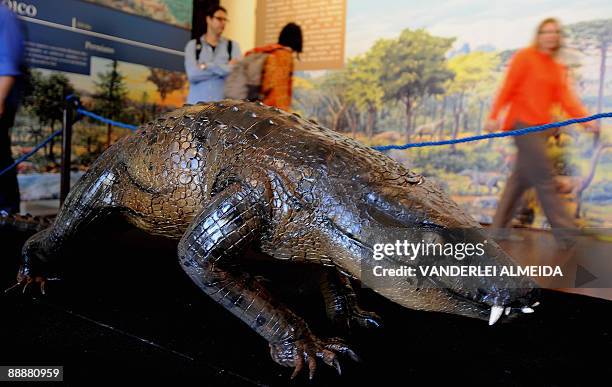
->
xmin=278 ymin=22 xmax=302 ymax=53
xmin=206 ymin=5 xmax=227 ymax=18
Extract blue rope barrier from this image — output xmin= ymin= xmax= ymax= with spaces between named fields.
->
xmin=77 ymin=108 xmax=138 ymax=131
xmin=0 ymin=129 xmax=63 ymax=177
xmin=1 ymin=107 xmax=609 ymax=178
xmin=70 ymin=98 xmax=612 ymax=152
xmin=0 ymin=99 xmax=137 ymax=177
xmin=371 ymin=112 xmax=612 ymax=151
xmin=66 ymin=95 xmax=138 ymax=130
xmin=66 ymin=94 xmax=80 ymax=105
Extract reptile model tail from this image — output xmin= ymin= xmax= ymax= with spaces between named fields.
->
xmin=0 ymin=211 xmax=54 ymax=233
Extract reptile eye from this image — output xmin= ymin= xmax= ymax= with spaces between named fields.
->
xmin=366 ymin=206 xmax=407 ymax=228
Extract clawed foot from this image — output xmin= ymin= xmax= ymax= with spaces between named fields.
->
xmin=6 ymin=229 xmax=58 ymax=296
xmin=5 ymin=266 xmax=50 ymax=295
xmin=270 ymin=334 xmax=360 ymax=380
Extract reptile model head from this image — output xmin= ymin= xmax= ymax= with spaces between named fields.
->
xmin=318 ymin=169 xmax=539 ymax=326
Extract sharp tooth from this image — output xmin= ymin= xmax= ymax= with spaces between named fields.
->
xmin=489 ymin=306 xmax=504 ymax=326
xmin=521 ymin=307 xmax=534 ymax=314
xmin=504 ymin=307 xmax=511 ymax=316
xmin=531 ymin=301 xmax=540 ymax=307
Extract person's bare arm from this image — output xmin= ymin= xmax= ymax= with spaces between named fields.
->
xmin=0 ymin=75 xmax=16 ymax=117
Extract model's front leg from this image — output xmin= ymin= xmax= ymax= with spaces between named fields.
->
xmin=14 ymin=159 xmax=120 ymax=294
xmin=178 ymin=183 xmax=358 ymax=379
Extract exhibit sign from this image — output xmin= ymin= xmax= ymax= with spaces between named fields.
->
xmin=256 ymin=0 xmax=346 ymax=71
xmin=3 ymin=0 xmax=189 ymax=74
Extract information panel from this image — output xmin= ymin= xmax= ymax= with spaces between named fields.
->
xmin=4 ymin=0 xmax=189 ymax=74
xmin=255 ymin=0 xmax=346 ymax=71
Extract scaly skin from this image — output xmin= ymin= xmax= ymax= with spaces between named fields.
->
xmin=15 ymin=100 xmax=538 ymax=378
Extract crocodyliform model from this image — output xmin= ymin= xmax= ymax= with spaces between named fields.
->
xmin=10 ymin=100 xmax=538 ymax=379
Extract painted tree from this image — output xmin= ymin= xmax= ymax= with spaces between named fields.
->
xmin=147 ymin=68 xmax=186 ymax=103
xmin=344 ymin=42 xmax=385 ymax=140
xmin=379 ymin=29 xmax=454 ymax=140
xmin=575 ymin=142 xmax=612 ymax=218
xmin=92 ymin=60 xmax=129 ymax=147
xmin=445 ymin=51 xmax=499 ymax=146
xmin=137 ymin=91 xmax=152 ymax=124
xmin=318 ymin=70 xmax=351 ymax=133
xmin=22 ymin=71 xmax=75 ymax=161
xmin=472 ymin=64 xmax=502 ymax=134
xmin=567 ymin=19 xmax=612 ymax=143
xmin=291 ymin=76 xmax=321 ymax=119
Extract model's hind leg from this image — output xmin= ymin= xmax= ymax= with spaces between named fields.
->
xmin=179 ymin=183 xmax=358 ymax=379
xmin=17 ymin=160 xmax=120 ymax=291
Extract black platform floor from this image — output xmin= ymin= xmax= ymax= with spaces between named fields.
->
xmin=1 ymin=226 xmax=610 ymax=386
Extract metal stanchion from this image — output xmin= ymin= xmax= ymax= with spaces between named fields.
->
xmin=60 ymin=97 xmax=78 ymax=205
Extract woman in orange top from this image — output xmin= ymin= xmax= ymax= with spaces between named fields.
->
xmin=486 ymin=18 xmax=598 ymax=246
xmin=260 ymin=23 xmax=302 ymax=111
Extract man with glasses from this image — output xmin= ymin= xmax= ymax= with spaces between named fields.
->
xmin=184 ymin=5 xmax=241 ymax=103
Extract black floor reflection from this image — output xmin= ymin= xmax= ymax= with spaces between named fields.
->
xmin=1 ymin=225 xmax=610 ymax=386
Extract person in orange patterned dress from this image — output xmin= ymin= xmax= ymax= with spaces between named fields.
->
xmin=260 ymin=23 xmax=303 ymax=111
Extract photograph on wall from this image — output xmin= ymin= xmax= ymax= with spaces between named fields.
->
xmin=83 ymin=0 xmax=192 ymax=28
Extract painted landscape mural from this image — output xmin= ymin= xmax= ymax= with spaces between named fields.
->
xmin=292 ymin=1 xmax=612 ymax=230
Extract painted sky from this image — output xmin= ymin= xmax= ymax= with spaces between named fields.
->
xmin=345 ymin=0 xmax=612 ymax=58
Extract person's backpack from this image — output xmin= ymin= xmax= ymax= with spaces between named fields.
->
xmin=224 ymin=44 xmax=284 ymax=101
xmin=224 ymin=52 xmax=269 ymax=100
